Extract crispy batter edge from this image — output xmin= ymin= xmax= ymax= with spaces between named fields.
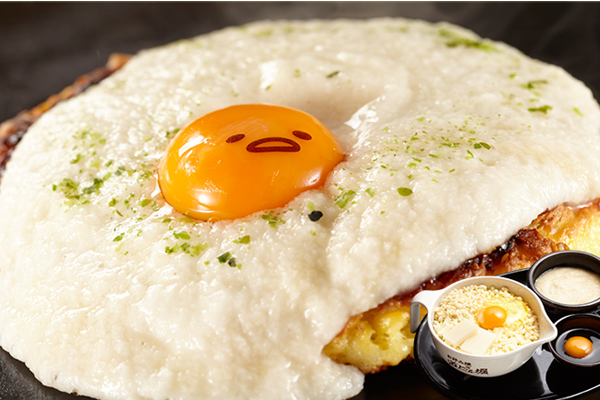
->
xmin=330 ymin=200 xmax=600 ymax=373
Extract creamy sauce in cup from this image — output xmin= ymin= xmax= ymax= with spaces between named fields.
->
xmin=535 ymin=267 xmax=600 ymax=305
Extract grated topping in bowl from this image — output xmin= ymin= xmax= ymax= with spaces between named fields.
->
xmin=433 ymin=284 xmax=539 ymax=355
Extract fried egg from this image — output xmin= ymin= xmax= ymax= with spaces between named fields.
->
xmin=158 ymin=104 xmax=344 ymax=221
xmin=0 ymin=18 xmax=600 ymax=400
xmin=477 ymin=297 xmax=528 ymax=330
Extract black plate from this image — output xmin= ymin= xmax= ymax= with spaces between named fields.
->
xmin=413 ymin=269 xmax=600 ymax=400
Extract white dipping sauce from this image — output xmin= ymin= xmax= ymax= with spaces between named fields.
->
xmin=535 ymin=267 xmax=600 ymax=304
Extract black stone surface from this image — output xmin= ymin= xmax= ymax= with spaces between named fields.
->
xmin=1 ymin=2 xmax=600 ymax=400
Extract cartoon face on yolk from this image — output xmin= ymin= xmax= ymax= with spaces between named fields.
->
xmin=158 ymin=104 xmax=345 ymax=221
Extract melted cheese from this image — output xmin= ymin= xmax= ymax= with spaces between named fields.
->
xmin=0 ymin=18 xmax=599 ymax=400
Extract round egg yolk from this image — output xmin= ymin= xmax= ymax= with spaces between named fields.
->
xmin=564 ymin=336 xmax=593 ymax=358
xmin=158 ymin=104 xmax=344 ymax=221
xmin=477 ymin=305 xmax=507 ymax=330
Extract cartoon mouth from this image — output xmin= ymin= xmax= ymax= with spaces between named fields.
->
xmin=246 ymin=137 xmax=301 ymax=153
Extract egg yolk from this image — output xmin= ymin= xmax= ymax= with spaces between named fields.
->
xmin=158 ymin=104 xmax=344 ymax=221
xmin=477 ymin=305 xmax=507 ymax=330
xmin=564 ymin=336 xmax=593 ymax=358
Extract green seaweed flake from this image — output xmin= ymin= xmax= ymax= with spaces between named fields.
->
xmin=53 ymin=178 xmax=80 ymax=200
xmin=334 ymin=190 xmax=356 ymax=209
xmin=473 ymin=142 xmax=491 ymax=150
xmin=528 ymin=105 xmax=552 ymax=114
xmin=165 ymin=244 xmax=180 ymax=254
xmin=188 ymin=243 xmax=209 ymax=256
xmin=81 ymin=178 xmax=104 ymax=195
xmin=217 ymin=252 xmax=232 ymax=263
xmin=439 ymin=28 xmax=495 ymax=51
xmin=173 ymin=231 xmax=191 ymax=240
xmin=260 ymin=212 xmax=285 ymax=228
xmin=522 ymin=80 xmax=548 ymax=90
xmin=166 ymin=128 xmax=181 ymax=139
xmin=138 ymin=198 xmax=152 ymax=207
xmin=53 ymin=169 xmax=114 ymax=207
xmin=70 ymin=153 xmax=83 ymax=164
xmin=233 ymin=235 xmax=251 ymax=244
xmin=397 ymin=187 xmax=413 ymax=197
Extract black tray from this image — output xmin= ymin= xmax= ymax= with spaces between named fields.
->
xmin=413 ymin=269 xmax=600 ymax=400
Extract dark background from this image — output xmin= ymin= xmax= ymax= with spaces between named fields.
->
xmin=2 ymin=2 xmax=600 ymax=123
xmin=1 ymin=2 xmax=600 ymax=400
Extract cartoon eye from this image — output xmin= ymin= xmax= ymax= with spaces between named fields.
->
xmin=226 ymin=134 xmax=246 ymax=143
xmin=292 ymin=130 xmax=312 ymax=140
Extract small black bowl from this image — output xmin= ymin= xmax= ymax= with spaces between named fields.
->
xmin=527 ymin=250 xmax=600 ymax=313
xmin=548 ymin=313 xmax=600 ymax=367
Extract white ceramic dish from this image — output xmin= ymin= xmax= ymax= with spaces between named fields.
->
xmin=410 ymin=276 xmax=557 ymax=377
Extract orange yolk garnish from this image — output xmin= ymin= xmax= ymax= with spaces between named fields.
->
xmin=477 ymin=305 xmax=507 ymax=330
xmin=158 ymin=104 xmax=344 ymax=221
xmin=564 ymin=336 xmax=593 ymax=358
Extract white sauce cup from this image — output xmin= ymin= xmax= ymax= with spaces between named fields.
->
xmin=527 ymin=250 xmax=600 ymax=313
xmin=410 ymin=276 xmax=557 ymax=377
